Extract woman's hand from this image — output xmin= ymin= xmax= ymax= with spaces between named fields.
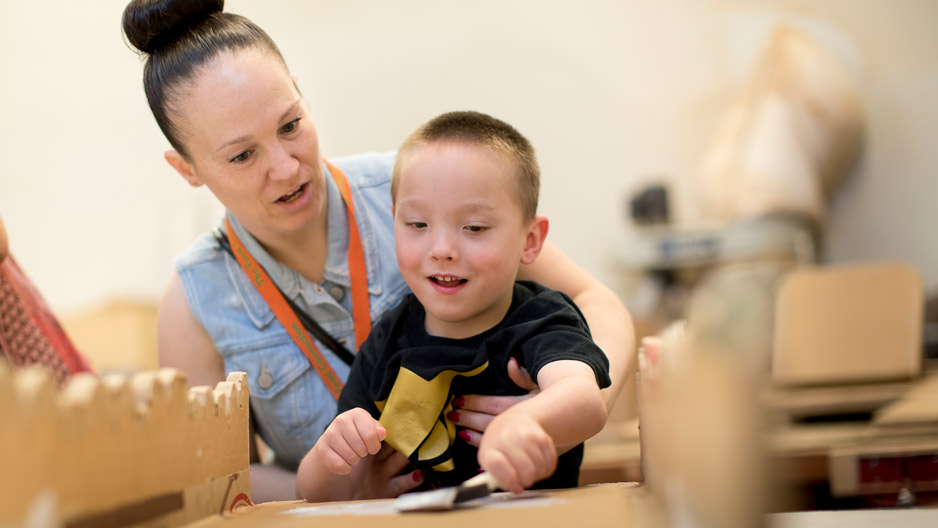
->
xmin=449 ymin=358 xmax=539 ymax=447
xmin=353 ymin=443 xmax=425 ymax=500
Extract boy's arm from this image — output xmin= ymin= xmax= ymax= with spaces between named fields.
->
xmin=477 ymin=360 xmax=607 ymax=493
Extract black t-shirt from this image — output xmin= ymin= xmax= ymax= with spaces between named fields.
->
xmin=338 ymin=280 xmax=611 ymax=490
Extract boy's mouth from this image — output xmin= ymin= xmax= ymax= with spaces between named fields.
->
xmin=430 ymin=275 xmax=467 ymax=287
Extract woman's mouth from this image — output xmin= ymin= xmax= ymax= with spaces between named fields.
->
xmin=277 ymin=183 xmax=307 ymax=203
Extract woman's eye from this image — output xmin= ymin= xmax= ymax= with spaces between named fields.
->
xmin=280 ymin=117 xmax=301 ymax=134
xmin=229 ymin=150 xmax=252 ymax=163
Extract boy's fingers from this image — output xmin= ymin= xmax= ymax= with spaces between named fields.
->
xmin=481 ymin=451 xmax=522 ymax=494
xmin=340 ymin=425 xmax=371 ymax=458
xmin=351 ymin=413 xmax=385 ymax=455
xmin=539 ymin=438 xmax=558 ymax=478
xmin=322 ymin=448 xmax=354 ymax=475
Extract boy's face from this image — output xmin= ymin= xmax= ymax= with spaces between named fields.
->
xmin=394 ymin=141 xmax=540 ymax=339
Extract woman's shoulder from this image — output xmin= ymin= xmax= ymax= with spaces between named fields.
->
xmin=330 ymin=151 xmax=396 ymax=189
xmin=174 ymin=230 xmax=227 ymax=272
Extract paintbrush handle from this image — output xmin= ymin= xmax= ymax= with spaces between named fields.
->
xmin=463 ymin=471 xmax=499 ymax=491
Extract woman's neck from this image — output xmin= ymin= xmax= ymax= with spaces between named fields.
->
xmin=250 ymin=211 xmax=329 ymax=285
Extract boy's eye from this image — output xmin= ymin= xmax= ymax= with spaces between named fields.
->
xmin=407 ymin=222 xmax=428 ymax=229
xmin=465 ymin=225 xmax=488 ymax=233
xmin=280 ymin=117 xmax=301 ymax=134
xmin=229 ymin=150 xmax=252 ymax=163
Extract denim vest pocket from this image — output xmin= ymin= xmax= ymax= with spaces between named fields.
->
xmin=224 ymin=339 xmax=334 ymax=469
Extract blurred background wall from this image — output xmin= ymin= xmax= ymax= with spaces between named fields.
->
xmin=0 ymin=1 xmax=935 ymax=358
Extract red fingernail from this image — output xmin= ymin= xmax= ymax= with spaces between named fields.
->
xmin=412 ymin=470 xmax=423 ymax=482
xmin=458 ymin=430 xmax=471 ymax=442
xmin=447 ymin=411 xmax=460 ymax=422
xmin=452 ymin=397 xmax=465 ymax=407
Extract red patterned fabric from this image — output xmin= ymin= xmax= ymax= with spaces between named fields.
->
xmin=0 ymin=255 xmax=93 ymax=383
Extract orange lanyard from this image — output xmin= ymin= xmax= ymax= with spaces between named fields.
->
xmin=224 ymin=160 xmax=372 ymax=399
xmin=325 ymin=160 xmax=373 ymax=350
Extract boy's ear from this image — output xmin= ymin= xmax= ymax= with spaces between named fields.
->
xmin=520 ymin=215 xmax=549 ymax=265
xmin=164 ymin=150 xmax=203 ymax=187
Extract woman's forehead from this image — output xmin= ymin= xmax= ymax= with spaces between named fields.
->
xmin=173 ymin=49 xmax=296 ymax=143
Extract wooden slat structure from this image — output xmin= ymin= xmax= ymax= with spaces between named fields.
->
xmin=0 ymin=365 xmax=251 ymax=527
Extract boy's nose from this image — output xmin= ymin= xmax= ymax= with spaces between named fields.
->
xmin=429 ymin=231 xmax=457 ymax=261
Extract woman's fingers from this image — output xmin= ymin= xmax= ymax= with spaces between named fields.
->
xmin=507 ymin=357 xmax=539 ymax=392
xmin=450 ymin=358 xmax=539 ymax=435
xmin=356 ymin=443 xmax=424 ymax=499
xmin=373 ymin=443 xmax=411 ymax=476
xmin=385 ymin=470 xmax=425 ymax=497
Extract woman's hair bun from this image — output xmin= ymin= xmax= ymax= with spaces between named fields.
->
xmin=122 ymin=0 xmax=225 ymax=54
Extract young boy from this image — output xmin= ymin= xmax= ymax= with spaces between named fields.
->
xmin=296 ymin=111 xmax=610 ymax=501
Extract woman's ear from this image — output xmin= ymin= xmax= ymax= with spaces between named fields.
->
xmin=520 ymin=215 xmax=549 ymax=265
xmin=164 ymin=150 xmax=203 ymax=187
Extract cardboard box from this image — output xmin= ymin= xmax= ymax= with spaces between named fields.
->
xmin=772 ymin=261 xmax=923 ymax=386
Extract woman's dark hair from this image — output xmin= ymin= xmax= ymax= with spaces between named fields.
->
xmin=122 ymin=0 xmax=286 ymax=158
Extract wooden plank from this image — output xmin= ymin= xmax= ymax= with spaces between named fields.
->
xmin=768 ymin=509 xmax=938 ymax=528
xmin=873 ymin=373 xmax=938 ymax=428
xmin=186 ymin=483 xmax=661 ymax=528
xmin=763 ymin=379 xmax=912 ymax=419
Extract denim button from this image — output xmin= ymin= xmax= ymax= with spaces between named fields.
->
xmin=258 ymin=363 xmax=274 ymax=390
xmin=329 ymin=285 xmax=345 ymax=302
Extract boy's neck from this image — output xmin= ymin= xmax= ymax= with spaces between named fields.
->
xmin=421 ymin=287 xmax=514 ymax=340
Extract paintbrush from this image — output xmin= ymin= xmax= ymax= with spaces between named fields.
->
xmin=394 ymin=472 xmax=500 ymax=512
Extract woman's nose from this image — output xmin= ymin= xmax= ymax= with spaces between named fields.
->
xmin=268 ymin=142 xmax=300 ymax=181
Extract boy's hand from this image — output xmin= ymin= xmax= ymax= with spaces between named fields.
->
xmin=315 ymin=408 xmax=387 ymax=475
xmin=477 ymin=413 xmax=557 ymax=494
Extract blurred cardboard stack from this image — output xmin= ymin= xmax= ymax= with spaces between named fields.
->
xmin=590 ymin=24 xmax=938 ymax=511
xmin=61 ymin=300 xmax=159 ymax=374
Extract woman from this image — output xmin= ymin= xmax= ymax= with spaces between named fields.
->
xmin=122 ymin=0 xmax=633 ymax=502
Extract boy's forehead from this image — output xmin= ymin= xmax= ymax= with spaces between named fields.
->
xmin=402 ymin=141 xmax=517 ymax=180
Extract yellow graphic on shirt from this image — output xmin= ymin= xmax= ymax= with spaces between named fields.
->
xmin=376 ymin=361 xmax=489 ymax=472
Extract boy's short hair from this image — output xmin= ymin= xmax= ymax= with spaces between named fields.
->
xmin=392 ymin=111 xmax=540 ymax=222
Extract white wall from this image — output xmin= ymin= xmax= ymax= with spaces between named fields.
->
xmin=1 ymin=0 xmax=936 ymax=315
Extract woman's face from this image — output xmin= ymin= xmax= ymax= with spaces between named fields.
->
xmin=167 ymin=48 xmax=325 ymax=241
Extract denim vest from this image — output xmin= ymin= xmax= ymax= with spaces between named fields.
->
xmin=175 ymin=152 xmax=410 ymax=469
